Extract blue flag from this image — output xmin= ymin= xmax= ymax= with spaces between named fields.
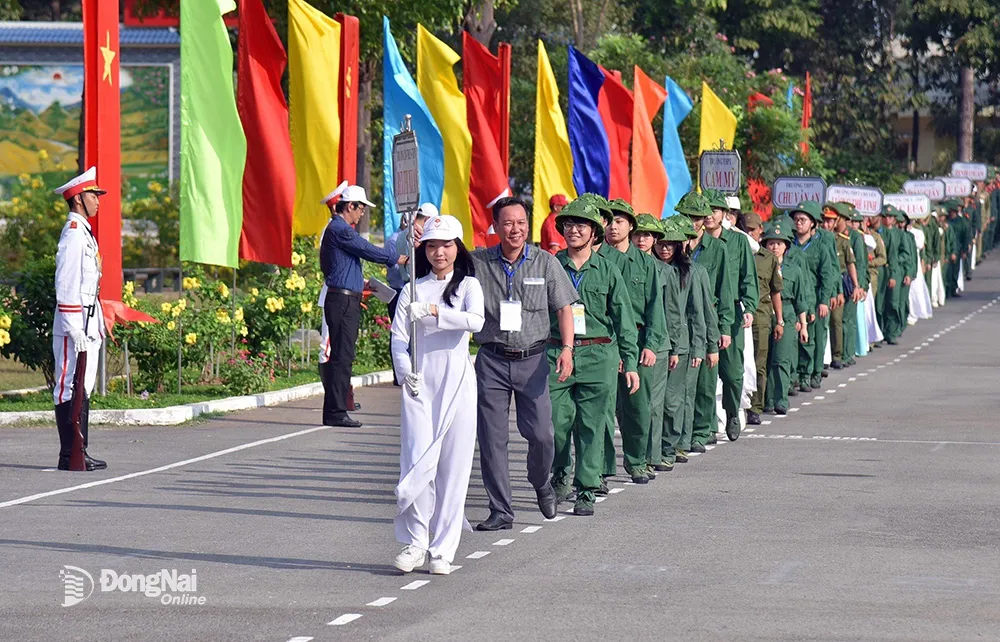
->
xmin=567 ymin=46 xmax=610 ymax=197
xmin=786 ymin=83 xmax=795 ymax=110
xmin=382 ymin=16 xmax=444 ymax=238
xmin=661 ymin=75 xmax=693 ymax=217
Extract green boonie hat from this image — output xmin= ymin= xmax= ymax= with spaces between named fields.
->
xmin=634 ymin=213 xmax=664 ymax=237
xmin=577 ymin=193 xmax=613 ymax=223
xmin=703 ymin=189 xmax=729 ymax=210
xmin=830 ymin=202 xmax=853 ymax=218
xmin=761 ymin=221 xmax=791 ymax=244
xmin=942 ymin=198 xmax=961 ymax=212
xmin=658 ymin=217 xmax=687 ymax=242
xmin=895 ymin=209 xmax=909 ymax=223
xmin=790 ymin=200 xmax=823 ymax=222
xmin=672 ymin=214 xmax=698 ymax=239
xmin=881 ymin=204 xmax=899 ymax=217
xmin=607 ymin=198 xmax=637 ymax=226
xmin=675 ymin=192 xmax=712 ymax=218
xmin=850 ymin=211 xmax=864 ymax=223
xmin=557 ymin=198 xmax=605 ymax=237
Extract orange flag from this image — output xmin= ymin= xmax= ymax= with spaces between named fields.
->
xmin=630 ymin=66 xmax=668 ymax=216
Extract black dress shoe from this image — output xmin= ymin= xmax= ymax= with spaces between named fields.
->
xmin=830 ymin=360 xmax=843 ymax=370
xmin=822 ymin=369 xmax=829 ymax=378
xmin=536 ymin=483 xmax=558 ymax=519
xmin=595 ymin=478 xmax=610 ymax=496
xmin=788 ymin=387 xmax=799 ymax=397
xmin=84 ymin=450 xmax=107 ymax=470
xmin=325 ymin=416 xmax=362 ymax=428
xmin=707 ymin=433 xmax=718 ymax=445
xmin=690 ymin=442 xmax=706 ymax=453
xmin=725 ymin=417 xmax=741 ymax=441
xmin=746 ymin=411 xmax=761 ymax=425
xmin=57 ymin=454 xmax=98 ymax=471
xmin=476 ymin=512 xmax=513 ymax=531
xmin=775 ymin=406 xmax=788 ymax=415
xmin=886 ymin=337 xmax=898 ymax=345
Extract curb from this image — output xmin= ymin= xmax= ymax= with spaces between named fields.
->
xmin=0 ymin=369 xmax=395 ymax=427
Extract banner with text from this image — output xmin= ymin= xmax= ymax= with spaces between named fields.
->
xmin=826 ymin=184 xmax=883 ymax=215
xmin=771 ymin=176 xmax=826 ymax=211
xmin=883 ymin=193 xmax=931 ymax=219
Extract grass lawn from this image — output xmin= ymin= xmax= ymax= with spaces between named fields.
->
xmin=0 ymin=356 xmax=47 ymax=392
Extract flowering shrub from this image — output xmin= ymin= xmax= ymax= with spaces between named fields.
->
xmin=218 ymin=348 xmax=275 ymax=396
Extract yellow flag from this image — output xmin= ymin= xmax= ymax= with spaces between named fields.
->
xmin=698 ymin=81 xmax=737 ymax=155
xmin=288 ymin=0 xmax=340 ymax=237
xmin=532 ymin=40 xmax=577 ymax=243
xmin=416 ymin=25 xmax=473 ymax=247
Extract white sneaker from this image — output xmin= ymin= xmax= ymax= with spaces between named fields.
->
xmin=429 ymin=556 xmax=452 ymax=575
xmin=393 ymin=545 xmax=426 ymax=573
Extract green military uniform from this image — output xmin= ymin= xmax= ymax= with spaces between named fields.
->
xmin=675 ymin=193 xmax=733 ymax=449
xmin=597 ymin=200 xmax=667 ymax=483
xmin=901 ymin=215 xmax=918 ymax=325
xmin=868 ymin=226 xmax=887 ymax=329
xmin=763 ymin=222 xmax=810 ymax=413
xmin=878 ymin=206 xmax=913 ymax=343
xmin=548 ymin=200 xmax=638 ymax=513
xmin=825 ymin=206 xmax=856 ymax=367
xmin=791 ymin=202 xmax=839 ymax=390
xmin=704 ymin=191 xmax=758 ymax=438
xmin=749 ymin=244 xmax=781 ymax=416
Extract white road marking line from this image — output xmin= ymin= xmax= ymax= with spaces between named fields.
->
xmin=838 ymin=383 xmax=847 ymax=388
xmin=595 ymin=497 xmax=606 ymax=503
xmin=466 ymin=551 xmax=490 ymax=559
xmin=41 ymin=468 xmax=56 ymax=472
xmin=826 ymin=389 xmax=836 ymax=393
xmin=688 ymin=451 xmax=702 ymax=456
xmin=520 ymin=526 xmax=542 ymax=534
xmin=0 ymin=425 xmax=331 ymax=509
xmin=609 ymin=487 xmax=625 ymax=494
xmin=328 ymin=614 xmax=363 ymax=626
xmin=288 ymin=637 xmax=314 ymax=641
xmin=367 ymin=597 xmax=397 ymax=607
xmin=762 ymin=421 xmax=772 ymax=425
xmin=789 ymin=408 xmax=800 ymax=413
xmin=401 ymin=580 xmax=430 ymax=590
xmin=705 ymin=445 xmax=716 ymax=450
xmin=745 ymin=428 xmax=756 ymax=432
xmin=775 ymin=414 xmax=786 ymax=419
xmin=493 ymin=538 xmax=515 ymax=546
xmin=802 ymin=402 xmax=812 ymax=406
xmin=848 ymin=377 xmax=857 ymax=381
xmin=815 ymin=395 xmax=825 ymax=399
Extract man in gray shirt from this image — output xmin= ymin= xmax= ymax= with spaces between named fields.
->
xmin=471 ymin=196 xmax=578 ymax=530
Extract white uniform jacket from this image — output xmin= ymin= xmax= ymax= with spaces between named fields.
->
xmin=53 ymin=212 xmax=105 ymax=341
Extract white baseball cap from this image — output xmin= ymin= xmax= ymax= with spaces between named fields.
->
xmin=417 ymin=202 xmax=439 ymax=217
xmin=421 ymin=215 xmax=464 ymax=242
xmin=319 ymin=181 xmax=348 ymax=206
xmin=340 ymin=185 xmax=375 ymax=207
xmin=725 ymin=196 xmax=741 ymax=210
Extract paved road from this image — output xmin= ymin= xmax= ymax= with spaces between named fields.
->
xmin=3 ymin=261 xmax=1000 ymax=642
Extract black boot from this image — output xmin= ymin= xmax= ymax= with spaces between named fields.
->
xmin=54 ymin=401 xmax=74 ymax=470
xmin=80 ymin=397 xmax=106 ymax=470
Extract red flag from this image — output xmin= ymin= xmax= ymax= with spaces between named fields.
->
xmin=598 ymin=67 xmax=633 ymax=202
xmin=748 ymin=91 xmax=773 ymax=112
xmin=801 ymin=71 xmax=812 ymax=157
xmin=335 ymin=14 xmax=359 ymax=184
xmin=83 ymin=0 xmax=121 ymax=300
xmin=630 ymin=66 xmax=667 ymax=216
xmin=748 ymin=177 xmax=773 ymax=220
xmin=463 ymin=33 xmax=510 ymax=247
xmin=237 ymin=0 xmax=294 ymax=267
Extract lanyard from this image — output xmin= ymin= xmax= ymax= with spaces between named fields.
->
xmin=567 ymin=267 xmax=584 ymax=290
xmin=692 ymin=245 xmax=702 ymax=262
xmin=499 ymin=247 xmax=528 ymax=300
xmin=795 ymin=235 xmax=812 ymax=251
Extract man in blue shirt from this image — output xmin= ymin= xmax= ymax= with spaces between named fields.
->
xmin=320 ymin=185 xmax=408 ymax=427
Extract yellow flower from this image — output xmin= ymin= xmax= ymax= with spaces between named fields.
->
xmin=166 ymin=321 xmax=176 ymax=331
xmin=0 ymin=315 xmax=11 ymax=330
xmin=182 ymin=277 xmax=200 ymax=290
xmin=215 ymin=309 xmax=231 ymax=325
xmin=218 ymin=283 xmax=230 ymax=298
xmin=37 ymin=149 xmax=49 ymax=161
xmin=123 ymin=281 xmax=135 ymax=296
xmin=234 ymin=307 xmax=244 ymax=322
xmin=238 ymin=325 xmax=248 ymax=337
xmin=300 ymin=301 xmax=313 ymax=314
xmin=250 ymin=288 xmax=259 ymax=297
xmin=163 ymin=196 xmax=172 ymax=205
xmin=148 ymin=181 xmax=163 ymax=194
xmin=31 ymin=178 xmax=43 ymax=189
xmin=10 ymin=197 xmax=19 ymax=206
xmin=0 ymin=329 xmax=9 ymax=346
xmin=17 ymin=173 xmax=29 ymax=185
xmin=284 ymin=272 xmax=306 ymax=291
xmin=291 ymin=252 xmax=303 ymax=266
xmin=161 ymin=302 xmax=173 ymax=313
xmin=265 ymin=296 xmax=285 ymax=313
xmin=184 ymin=332 xmax=198 ymax=345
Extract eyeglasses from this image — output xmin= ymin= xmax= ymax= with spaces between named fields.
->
xmin=562 ymin=222 xmax=591 ymax=231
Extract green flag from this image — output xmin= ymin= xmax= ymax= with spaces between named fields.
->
xmin=179 ymin=0 xmax=247 ymax=268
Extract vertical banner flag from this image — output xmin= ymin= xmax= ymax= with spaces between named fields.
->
xmin=463 ymin=33 xmax=511 ymax=247
xmin=335 ymin=13 xmax=360 ymax=184
xmin=568 ymin=46 xmax=610 ymax=197
xmin=801 ymin=71 xmax=812 ymax=158
xmin=82 ymin=0 xmax=121 ymax=298
xmin=180 ymin=0 xmax=247 ymax=268
xmin=532 ymin=40 xmax=576 ymax=243
xmin=237 ymin=0 xmax=294 ymax=267
xmin=417 ymin=25 xmax=474 ymax=247
xmin=382 ymin=17 xmax=443 ymax=237
xmin=631 ymin=66 xmax=668 ymax=216
xmin=288 ymin=0 xmax=340 ymax=237
xmin=598 ymin=68 xmax=633 ymax=201
xmin=661 ymin=75 xmax=693 ymax=216
xmin=698 ymin=81 xmax=737 ymax=157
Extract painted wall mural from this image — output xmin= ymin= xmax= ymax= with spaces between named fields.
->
xmin=0 ymin=64 xmax=169 ymax=184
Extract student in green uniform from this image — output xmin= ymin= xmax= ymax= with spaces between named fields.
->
xmin=547 ymin=198 xmax=639 ymax=516
xmin=702 ymin=190 xmax=758 ymax=441
xmin=632 ymin=214 xmax=680 ymax=477
xmin=678 ymin=192 xmax=734 ymax=451
xmin=790 ymin=201 xmax=839 ymax=392
xmin=745 ymin=212 xmax=781 ymax=425
xmin=597 ymin=199 xmax=667 ymax=484
xmin=878 ymin=205 xmax=913 ymax=344
xmin=761 ymin=222 xmax=809 ymax=415
xmin=821 ymin=203 xmax=860 ymax=369
xmin=866 ymin=213 xmax=888 ymax=342
xmin=899 ymin=211 xmax=918 ymax=328
xmin=845 ymin=207 xmax=869 ymax=362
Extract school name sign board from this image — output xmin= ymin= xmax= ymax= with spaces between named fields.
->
xmin=884 ymin=193 xmax=932 ymax=218
xmin=699 ymin=150 xmax=741 ymax=194
xmin=771 ymin=176 xmax=827 ymax=210
xmin=825 ymin=184 xmax=883 ymax=215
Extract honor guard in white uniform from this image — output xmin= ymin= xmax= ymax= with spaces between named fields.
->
xmin=52 ymin=167 xmax=107 ymax=471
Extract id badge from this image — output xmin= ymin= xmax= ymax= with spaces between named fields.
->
xmin=571 ymin=303 xmax=586 ymax=335
xmin=500 ymin=300 xmax=523 ymax=332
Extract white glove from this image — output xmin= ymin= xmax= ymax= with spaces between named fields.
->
xmin=68 ymin=328 xmax=88 ymax=354
xmin=407 ymin=301 xmax=434 ymax=321
xmin=403 ymin=372 xmax=422 ymax=396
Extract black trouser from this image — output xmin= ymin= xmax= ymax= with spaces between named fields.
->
xmin=323 ymin=289 xmax=361 ymax=421
xmin=387 ymin=288 xmax=403 ymax=386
